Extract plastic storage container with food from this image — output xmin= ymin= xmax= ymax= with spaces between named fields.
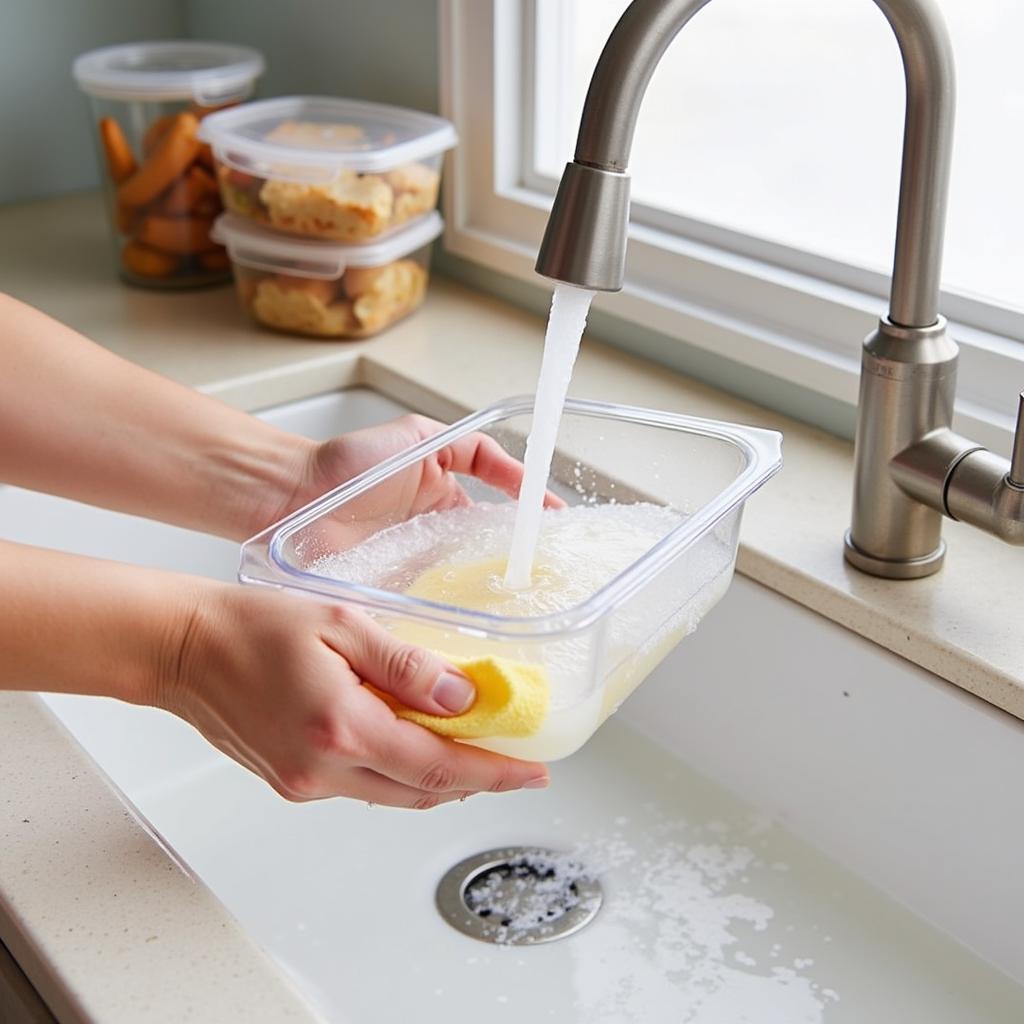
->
xmin=211 ymin=210 xmax=442 ymax=339
xmin=239 ymin=397 xmax=783 ymax=761
xmin=73 ymin=41 xmax=264 ymax=288
xmin=199 ymin=96 xmax=457 ymax=242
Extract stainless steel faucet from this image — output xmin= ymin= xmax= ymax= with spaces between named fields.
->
xmin=535 ymin=0 xmax=1024 ymax=577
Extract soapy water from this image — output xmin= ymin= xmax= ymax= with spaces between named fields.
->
xmin=312 ymin=501 xmax=736 ymax=760
xmin=566 ymin=814 xmax=838 ymax=1023
xmin=314 ymin=501 xmax=682 ymax=613
xmin=504 ymin=284 xmax=595 ymax=590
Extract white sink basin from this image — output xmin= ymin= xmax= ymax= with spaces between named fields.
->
xmin=2 ymin=388 xmax=1021 ymax=1023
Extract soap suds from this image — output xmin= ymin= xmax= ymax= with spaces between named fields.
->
xmin=558 ymin=817 xmax=834 ymax=1023
xmin=311 ymin=501 xmax=683 ymax=606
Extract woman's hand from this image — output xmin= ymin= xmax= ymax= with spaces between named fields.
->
xmin=2 ymin=542 xmax=548 ymax=809
xmin=160 ymin=581 xmax=550 ymax=807
xmin=253 ymin=413 xmax=561 ymax=537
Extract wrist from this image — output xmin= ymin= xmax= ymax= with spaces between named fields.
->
xmin=0 ymin=541 xmax=219 ymax=709
xmin=199 ymin=425 xmax=318 ymax=541
xmin=146 ymin=575 xmax=228 ymax=717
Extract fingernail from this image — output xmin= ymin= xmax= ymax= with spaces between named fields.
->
xmin=522 ymin=775 xmax=549 ymax=789
xmin=433 ymin=672 xmax=476 ymax=713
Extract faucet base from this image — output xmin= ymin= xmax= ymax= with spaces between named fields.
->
xmin=843 ymin=530 xmax=945 ymax=579
xmin=845 ymin=317 xmax=958 ymax=577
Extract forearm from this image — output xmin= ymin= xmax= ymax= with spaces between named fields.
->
xmin=0 ymin=294 xmax=314 ymax=540
xmin=0 ymin=539 xmax=208 ymax=704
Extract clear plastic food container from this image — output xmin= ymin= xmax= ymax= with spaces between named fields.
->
xmin=198 ymin=96 xmax=457 ymax=242
xmin=211 ymin=210 xmax=442 ymax=339
xmin=240 ymin=398 xmax=782 ymax=762
xmin=73 ymin=41 xmax=264 ymax=288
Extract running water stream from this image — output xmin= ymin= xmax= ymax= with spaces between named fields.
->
xmin=503 ymin=284 xmax=596 ymax=589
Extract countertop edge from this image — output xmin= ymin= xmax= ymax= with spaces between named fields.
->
xmin=0 ymin=694 xmax=323 ymax=1024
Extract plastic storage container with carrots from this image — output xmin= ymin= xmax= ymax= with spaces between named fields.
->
xmin=73 ymin=41 xmax=264 ymax=288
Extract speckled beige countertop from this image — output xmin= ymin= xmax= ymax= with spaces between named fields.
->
xmin=1 ymin=191 xmax=1022 ymax=1023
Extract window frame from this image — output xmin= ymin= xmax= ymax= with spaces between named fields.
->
xmin=439 ymin=0 xmax=1023 ymax=451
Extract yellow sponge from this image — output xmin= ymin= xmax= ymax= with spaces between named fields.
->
xmin=378 ymin=655 xmax=549 ymax=739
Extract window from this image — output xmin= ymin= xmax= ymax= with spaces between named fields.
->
xmin=440 ymin=0 xmax=1023 ymax=449
xmin=530 ymin=0 xmax=1023 ymax=315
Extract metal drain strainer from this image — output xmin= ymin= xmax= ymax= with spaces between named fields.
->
xmin=435 ymin=847 xmax=602 ymax=945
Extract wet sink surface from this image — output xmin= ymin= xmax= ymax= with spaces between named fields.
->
xmin=39 ymin=690 xmax=1022 ymax=1024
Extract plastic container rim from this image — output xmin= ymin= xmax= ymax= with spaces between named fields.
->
xmin=73 ymin=40 xmax=264 ymax=103
xmin=239 ymin=397 xmax=783 ymax=639
xmin=199 ymin=95 xmax=458 ymax=177
xmin=210 ymin=211 xmax=443 ymax=279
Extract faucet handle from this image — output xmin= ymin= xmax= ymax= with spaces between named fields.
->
xmin=1010 ymin=391 xmax=1024 ymax=488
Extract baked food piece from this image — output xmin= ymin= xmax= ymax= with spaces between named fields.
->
xmin=385 ymin=162 xmax=440 ymax=227
xmin=259 ymin=170 xmax=394 ymax=241
xmin=341 ymin=263 xmax=392 ymax=300
xmin=251 ymin=276 xmax=356 ymax=337
xmin=264 ymin=121 xmax=368 ymax=150
xmin=217 ymin=165 xmax=264 ymax=219
xmin=347 ymin=259 xmax=428 ymax=334
xmin=246 ymin=259 xmax=428 ymax=338
xmin=384 ymin=163 xmax=439 ymax=194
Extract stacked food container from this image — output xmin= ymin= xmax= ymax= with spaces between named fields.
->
xmin=74 ymin=41 xmax=265 ymax=288
xmin=202 ymin=96 xmax=457 ymax=339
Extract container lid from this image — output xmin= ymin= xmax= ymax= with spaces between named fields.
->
xmin=210 ymin=210 xmax=443 ymax=279
xmin=73 ymin=41 xmax=264 ymax=103
xmin=199 ymin=96 xmax=458 ymax=183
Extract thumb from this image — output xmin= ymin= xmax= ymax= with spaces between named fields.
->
xmin=323 ymin=607 xmax=476 ymax=717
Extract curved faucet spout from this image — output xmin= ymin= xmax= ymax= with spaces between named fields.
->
xmin=536 ymin=0 xmax=955 ymax=329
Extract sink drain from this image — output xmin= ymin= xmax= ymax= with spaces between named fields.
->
xmin=435 ymin=847 xmax=602 ymax=945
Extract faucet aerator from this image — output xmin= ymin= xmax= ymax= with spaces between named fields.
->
xmin=535 ymin=162 xmax=630 ymax=292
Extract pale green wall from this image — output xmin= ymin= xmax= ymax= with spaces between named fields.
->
xmin=0 ymin=1 xmax=185 ymax=204
xmin=185 ymin=0 xmax=440 ymax=112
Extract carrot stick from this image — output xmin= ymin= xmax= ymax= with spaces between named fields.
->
xmin=118 ymin=113 xmax=200 ymax=208
xmin=136 ymin=214 xmax=217 ymax=255
xmin=99 ymin=117 xmax=136 ymax=184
